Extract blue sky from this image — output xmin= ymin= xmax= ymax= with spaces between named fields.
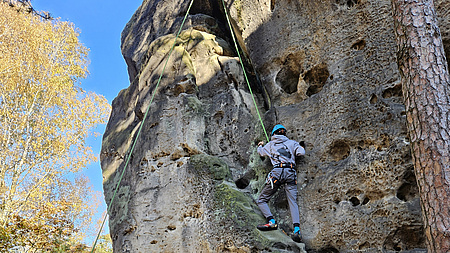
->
xmin=32 ymin=0 xmax=143 ymax=239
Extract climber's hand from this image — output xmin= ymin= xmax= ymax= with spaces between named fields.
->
xmin=258 ymin=141 xmax=264 ymax=147
xmin=299 ymin=141 xmax=305 ymax=148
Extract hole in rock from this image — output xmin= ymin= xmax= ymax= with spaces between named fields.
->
xmin=351 ymin=39 xmax=366 ymax=50
xmin=235 ymin=178 xmax=249 ymax=189
xmin=383 ymin=225 xmax=425 ymax=251
xmin=235 ymin=170 xmax=255 ymax=189
xmin=335 ymin=0 xmax=360 ymax=8
xmin=362 ymin=197 xmax=370 ymax=205
xmin=370 ymin=94 xmax=378 ymax=104
xmin=350 ymin=197 xmax=360 ymax=206
xmin=213 ymin=110 xmax=224 ymax=120
xmin=382 ymin=83 xmax=402 ymax=98
xmin=318 ymin=246 xmax=340 ymax=253
xmin=305 ymin=63 xmax=330 ymax=96
xmin=347 ymin=0 xmax=360 ymax=7
xmin=276 ymin=52 xmax=305 ymax=94
xmin=329 ymin=140 xmax=350 ymax=161
xmin=396 ymin=169 xmax=419 ymax=201
xmin=397 ymin=183 xmax=412 ymax=201
xmin=276 ymin=65 xmax=300 ymax=94
xmin=359 ymin=242 xmax=370 ymax=250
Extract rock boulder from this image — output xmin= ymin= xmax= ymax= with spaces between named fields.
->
xmin=101 ymin=0 xmax=450 ymax=252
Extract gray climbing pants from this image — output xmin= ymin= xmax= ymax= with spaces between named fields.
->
xmin=257 ymin=167 xmax=300 ymax=225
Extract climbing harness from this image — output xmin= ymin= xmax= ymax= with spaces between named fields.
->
xmin=266 ymin=162 xmax=297 ymax=189
xmin=91 ymin=0 xmax=271 ymax=251
xmin=274 ymin=162 xmax=294 ymax=169
xmin=265 ymin=167 xmax=297 ymax=189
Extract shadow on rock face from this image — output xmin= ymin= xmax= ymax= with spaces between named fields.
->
xmin=383 ymin=225 xmax=426 ymax=252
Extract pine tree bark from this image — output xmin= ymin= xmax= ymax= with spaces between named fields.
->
xmin=391 ymin=0 xmax=450 ymax=251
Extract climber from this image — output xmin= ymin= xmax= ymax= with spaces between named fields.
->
xmin=256 ymin=124 xmax=305 ymax=243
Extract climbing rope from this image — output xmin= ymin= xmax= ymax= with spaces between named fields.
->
xmin=220 ymin=0 xmax=270 ymax=142
xmin=90 ymin=0 xmax=195 ymax=251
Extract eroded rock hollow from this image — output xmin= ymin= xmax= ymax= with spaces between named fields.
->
xmin=101 ymin=0 xmax=450 ymax=252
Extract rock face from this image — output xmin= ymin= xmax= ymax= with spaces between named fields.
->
xmin=101 ymin=0 xmax=450 ymax=252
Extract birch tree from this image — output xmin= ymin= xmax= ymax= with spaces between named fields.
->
xmin=391 ymin=0 xmax=450 ymax=251
xmin=0 ymin=1 xmax=110 ymax=249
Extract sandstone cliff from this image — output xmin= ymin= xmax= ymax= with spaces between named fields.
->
xmin=101 ymin=0 xmax=450 ymax=252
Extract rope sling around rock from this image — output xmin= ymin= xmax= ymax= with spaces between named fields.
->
xmin=91 ymin=0 xmax=268 ymax=251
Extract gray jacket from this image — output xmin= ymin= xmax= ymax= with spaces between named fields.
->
xmin=257 ymin=135 xmax=305 ymax=166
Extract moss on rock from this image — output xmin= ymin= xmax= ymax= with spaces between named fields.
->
xmin=185 ymin=95 xmax=208 ymax=116
xmin=213 ymin=182 xmax=270 ymax=246
xmin=190 ymin=154 xmax=231 ymax=180
xmin=212 ymin=182 xmax=304 ymax=251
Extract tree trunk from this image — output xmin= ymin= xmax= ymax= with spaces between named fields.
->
xmin=391 ymin=0 xmax=450 ymax=251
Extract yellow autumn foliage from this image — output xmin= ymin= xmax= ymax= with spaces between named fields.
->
xmin=0 ymin=1 xmax=111 ymax=249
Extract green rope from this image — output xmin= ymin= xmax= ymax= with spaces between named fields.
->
xmin=90 ymin=0 xmax=195 ymax=251
xmin=220 ymin=0 xmax=270 ymax=142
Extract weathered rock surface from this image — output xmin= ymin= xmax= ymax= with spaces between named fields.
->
xmin=102 ymin=0 xmax=450 ymax=252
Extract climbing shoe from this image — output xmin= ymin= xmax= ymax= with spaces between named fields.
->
xmin=257 ymin=221 xmax=278 ymax=231
xmin=291 ymin=231 xmax=302 ymax=243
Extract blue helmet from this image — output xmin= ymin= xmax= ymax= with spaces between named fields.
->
xmin=271 ymin=124 xmax=286 ymax=136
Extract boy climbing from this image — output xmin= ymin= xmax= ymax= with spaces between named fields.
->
xmin=256 ymin=124 xmax=305 ymax=243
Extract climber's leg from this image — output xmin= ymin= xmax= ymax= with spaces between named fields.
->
xmin=256 ymin=178 xmax=280 ymax=231
xmin=285 ymin=181 xmax=302 ymax=242
xmin=285 ymin=181 xmax=300 ymax=225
